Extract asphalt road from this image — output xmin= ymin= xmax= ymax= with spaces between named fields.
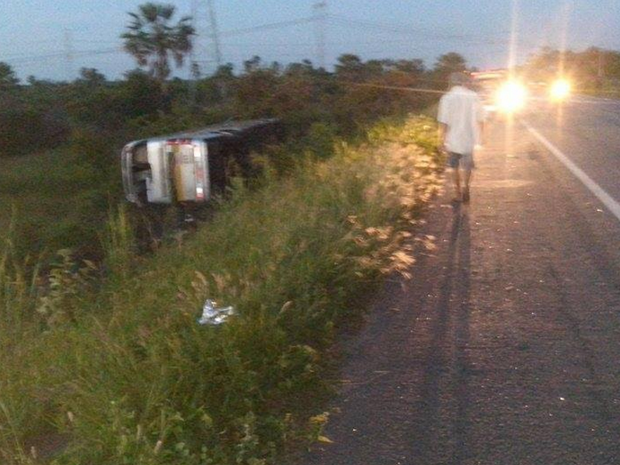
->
xmin=524 ymin=94 xmax=620 ymax=209
xmin=290 ymin=99 xmax=620 ymax=465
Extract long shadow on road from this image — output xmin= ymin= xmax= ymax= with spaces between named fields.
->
xmin=408 ymin=206 xmax=472 ymax=465
xmin=292 ymin=203 xmax=475 ymax=465
xmin=452 ymin=210 xmax=472 ymax=465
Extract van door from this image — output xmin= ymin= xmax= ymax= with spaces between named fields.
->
xmin=146 ymin=141 xmax=173 ymax=204
xmin=170 ymin=140 xmax=210 ymax=203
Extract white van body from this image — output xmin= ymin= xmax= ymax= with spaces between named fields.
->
xmin=121 ymin=119 xmax=282 ymax=207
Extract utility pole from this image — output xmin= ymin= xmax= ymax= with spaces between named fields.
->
xmin=190 ymin=0 xmax=205 ymax=79
xmin=313 ymin=1 xmax=327 ymax=69
xmin=507 ymin=0 xmax=519 ymax=78
xmin=207 ymin=0 xmax=223 ymax=68
xmin=598 ymin=49 xmax=605 ymax=80
xmin=190 ymin=0 xmax=198 ymax=75
xmin=188 ymin=1 xmax=199 ymax=106
xmin=558 ymin=1 xmax=571 ymax=78
xmin=63 ymin=29 xmax=75 ymax=81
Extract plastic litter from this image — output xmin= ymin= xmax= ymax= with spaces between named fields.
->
xmin=198 ymin=299 xmax=235 ymax=325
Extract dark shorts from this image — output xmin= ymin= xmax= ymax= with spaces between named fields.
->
xmin=448 ymin=152 xmax=475 ymax=170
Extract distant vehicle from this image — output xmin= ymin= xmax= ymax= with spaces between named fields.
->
xmin=472 ymin=70 xmax=529 ymax=115
xmin=121 ymin=119 xmax=283 ymax=208
xmin=471 ymin=70 xmax=508 ymax=115
xmin=548 ymin=78 xmax=572 ymax=102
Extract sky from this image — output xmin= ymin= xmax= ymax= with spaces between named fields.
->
xmin=1 ymin=0 xmax=619 ymax=81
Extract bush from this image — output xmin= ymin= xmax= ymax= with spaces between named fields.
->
xmin=0 ymin=130 xmax=123 ymax=261
xmin=0 ymin=106 xmax=68 ymax=157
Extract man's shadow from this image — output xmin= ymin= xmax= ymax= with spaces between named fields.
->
xmin=452 ymin=206 xmax=472 ymax=464
xmin=408 ymin=204 xmax=472 ymax=465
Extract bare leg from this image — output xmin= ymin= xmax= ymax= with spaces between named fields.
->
xmin=452 ymin=168 xmax=461 ymax=201
xmin=463 ymin=169 xmax=472 ymax=202
xmin=464 ymin=169 xmax=472 ymax=191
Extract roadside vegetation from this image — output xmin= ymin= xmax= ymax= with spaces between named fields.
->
xmin=4 ymin=2 xmax=617 ymax=463
xmin=0 ymin=48 xmax=461 ymax=260
xmin=523 ymin=46 xmax=620 ymax=96
xmin=0 ymin=116 xmax=442 ymax=464
xmin=0 ymin=3 xmax=456 ymax=463
xmin=0 ymin=4 xmax=469 ymax=263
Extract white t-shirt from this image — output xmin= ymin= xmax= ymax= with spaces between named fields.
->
xmin=437 ymin=86 xmax=485 ymax=155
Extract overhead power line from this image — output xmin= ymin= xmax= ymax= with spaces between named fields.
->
xmin=328 ymin=14 xmax=524 ymax=46
xmin=2 ymin=16 xmax=320 ymax=69
xmin=328 ymin=14 xmax=544 ymax=49
xmin=219 ymin=17 xmax=317 ymax=37
xmin=0 ymin=10 xmax=548 ymax=76
xmin=337 ymin=80 xmax=446 ymax=95
xmin=3 ymin=48 xmax=122 ymax=65
xmin=329 ymin=14 xmax=454 ymax=37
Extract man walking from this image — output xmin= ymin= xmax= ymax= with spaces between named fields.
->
xmin=437 ymin=72 xmax=485 ymax=203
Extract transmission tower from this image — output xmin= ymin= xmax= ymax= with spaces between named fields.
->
xmin=207 ymin=0 xmax=223 ymax=67
xmin=191 ymin=0 xmax=223 ymax=78
xmin=313 ymin=1 xmax=327 ymax=69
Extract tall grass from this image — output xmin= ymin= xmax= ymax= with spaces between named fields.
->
xmin=101 ymin=204 xmax=135 ymax=281
xmin=0 ymin=116 xmax=442 ymax=465
xmin=0 ymin=130 xmax=122 ymax=263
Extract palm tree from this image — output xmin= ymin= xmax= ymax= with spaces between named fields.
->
xmin=121 ymin=3 xmax=195 ymax=83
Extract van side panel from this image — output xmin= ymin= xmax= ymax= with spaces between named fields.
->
xmin=121 ymin=120 xmax=281 ymax=207
xmin=173 ymin=143 xmax=197 ymax=202
xmin=171 ymin=141 xmax=209 ymax=203
xmin=146 ymin=141 xmax=173 ymax=204
xmin=121 ymin=142 xmax=138 ymax=203
xmin=194 ymin=140 xmax=210 ymax=202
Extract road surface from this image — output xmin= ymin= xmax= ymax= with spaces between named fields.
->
xmin=290 ymin=96 xmax=620 ymax=465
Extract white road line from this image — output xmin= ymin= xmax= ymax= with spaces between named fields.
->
xmin=522 ymin=120 xmax=620 ymax=223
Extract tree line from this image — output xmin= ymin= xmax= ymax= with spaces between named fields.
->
xmin=0 ymin=2 xmax=471 ymax=159
xmin=523 ymin=46 xmax=620 ymax=92
xmin=2 ymin=2 xmax=619 ymax=161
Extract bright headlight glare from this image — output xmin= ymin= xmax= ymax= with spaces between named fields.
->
xmin=495 ymin=81 xmax=527 ymax=113
xmin=550 ymin=79 xmax=571 ymax=101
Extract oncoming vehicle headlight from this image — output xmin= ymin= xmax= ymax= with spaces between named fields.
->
xmin=550 ymin=79 xmax=571 ymax=102
xmin=495 ymin=81 xmax=528 ymax=113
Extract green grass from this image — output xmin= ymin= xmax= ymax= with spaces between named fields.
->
xmin=0 ymin=116 xmax=442 ymax=465
xmin=0 ymin=131 xmax=121 ymax=262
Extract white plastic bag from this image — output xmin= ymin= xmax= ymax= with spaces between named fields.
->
xmin=198 ymin=299 xmax=235 ymax=325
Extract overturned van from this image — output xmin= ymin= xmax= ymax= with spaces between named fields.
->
xmin=121 ymin=119 xmax=283 ymax=207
